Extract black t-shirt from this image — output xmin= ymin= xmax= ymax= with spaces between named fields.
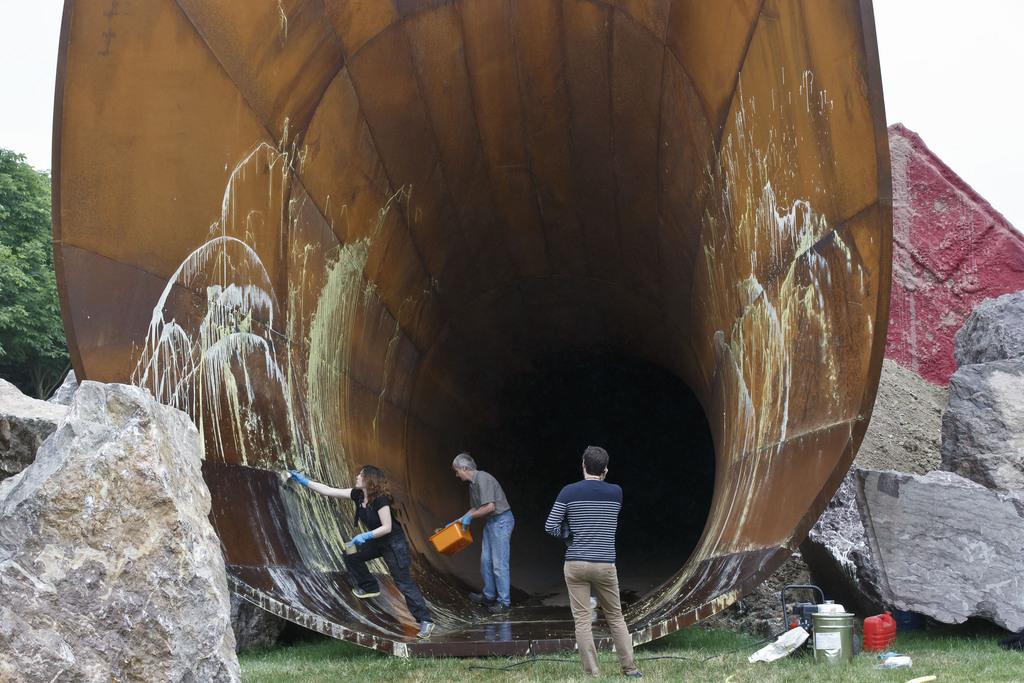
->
xmin=351 ymin=488 xmax=402 ymax=533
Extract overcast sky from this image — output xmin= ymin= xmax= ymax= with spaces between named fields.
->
xmin=1 ymin=1 xmax=1022 ymax=229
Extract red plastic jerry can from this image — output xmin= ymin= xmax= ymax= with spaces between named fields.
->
xmin=863 ymin=611 xmax=897 ymax=651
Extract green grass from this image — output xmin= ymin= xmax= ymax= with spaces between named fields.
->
xmin=240 ymin=626 xmax=1023 ymax=682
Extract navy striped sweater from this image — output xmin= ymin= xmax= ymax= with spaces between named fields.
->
xmin=544 ymin=479 xmax=622 ymax=563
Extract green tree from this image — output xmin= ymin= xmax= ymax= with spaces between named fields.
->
xmin=0 ymin=149 xmax=69 ymax=397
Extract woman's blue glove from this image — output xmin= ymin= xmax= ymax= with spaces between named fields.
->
xmin=352 ymin=531 xmax=375 ymax=546
xmin=460 ymin=513 xmax=473 ymax=527
xmin=289 ymin=470 xmax=310 ymax=487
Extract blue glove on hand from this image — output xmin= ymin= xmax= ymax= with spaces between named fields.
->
xmin=289 ymin=470 xmax=310 ymax=487
xmin=460 ymin=513 xmax=473 ymax=528
xmin=352 ymin=531 xmax=375 ymax=546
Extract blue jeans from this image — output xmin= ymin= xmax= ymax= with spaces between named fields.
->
xmin=480 ymin=510 xmax=514 ymax=606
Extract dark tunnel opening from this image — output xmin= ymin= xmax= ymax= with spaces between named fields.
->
xmin=464 ymin=348 xmax=715 ymax=604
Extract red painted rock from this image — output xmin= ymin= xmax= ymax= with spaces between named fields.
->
xmin=886 ymin=124 xmax=1024 ymax=385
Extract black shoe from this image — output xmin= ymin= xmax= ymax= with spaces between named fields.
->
xmin=487 ymin=602 xmax=510 ymax=614
xmin=469 ymin=592 xmax=495 ymax=605
xmin=352 ymin=587 xmax=381 ymax=599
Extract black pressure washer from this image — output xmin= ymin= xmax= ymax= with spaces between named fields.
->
xmin=781 ymin=584 xmax=860 ymax=660
xmin=780 ymin=584 xmax=825 ymax=648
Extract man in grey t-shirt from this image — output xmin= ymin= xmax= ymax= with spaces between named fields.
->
xmin=451 ymin=452 xmax=514 ymax=613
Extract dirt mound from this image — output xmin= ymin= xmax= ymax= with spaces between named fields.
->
xmin=857 ymin=359 xmax=945 ymax=474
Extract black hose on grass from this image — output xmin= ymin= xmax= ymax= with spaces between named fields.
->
xmin=465 ymin=631 xmax=788 ymax=671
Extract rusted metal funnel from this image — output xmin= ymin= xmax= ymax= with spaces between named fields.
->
xmin=53 ymin=0 xmax=890 ymax=656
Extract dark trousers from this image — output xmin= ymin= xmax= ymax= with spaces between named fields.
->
xmin=343 ymin=530 xmax=432 ymax=623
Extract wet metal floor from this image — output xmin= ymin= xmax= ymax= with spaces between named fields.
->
xmin=232 ymin=569 xmax=629 ymax=657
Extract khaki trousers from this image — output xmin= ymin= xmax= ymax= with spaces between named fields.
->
xmin=563 ymin=561 xmax=638 ymax=676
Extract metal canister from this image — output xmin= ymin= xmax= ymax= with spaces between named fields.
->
xmin=812 ymin=610 xmax=855 ymax=664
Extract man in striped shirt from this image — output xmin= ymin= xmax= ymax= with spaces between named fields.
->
xmin=544 ymin=446 xmax=642 ymax=678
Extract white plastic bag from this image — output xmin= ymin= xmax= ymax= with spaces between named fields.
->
xmin=748 ymin=627 xmax=809 ymax=663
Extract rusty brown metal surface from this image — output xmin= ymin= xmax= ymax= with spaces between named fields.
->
xmin=53 ymin=0 xmax=891 ymax=656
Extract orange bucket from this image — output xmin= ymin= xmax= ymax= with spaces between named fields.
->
xmin=429 ymin=522 xmax=473 ymax=555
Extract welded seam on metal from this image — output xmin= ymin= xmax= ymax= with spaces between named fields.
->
xmin=306 ymin=72 xmax=453 ymax=356
xmin=605 ymin=7 xmax=627 ymax=277
xmin=168 ymin=0 xmax=324 ymax=211
xmin=791 ymin=5 xmax=847 ymax=221
xmin=736 ymin=416 xmax=856 ymax=464
xmin=344 ymin=0 xmax=682 ymax=72
xmin=650 ymin=14 xmax=669 ymax=303
xmin=555 ymin=0 xmax=595 ymax=279
xmin=381 ymin=9 xmax=490 ymax=281
xmin=757 ymin=199 xmax=882 ymax=291
xmin=714 ymin=0 xmax=768 ymax=150
xmin=508 ymin=0 xmax=556 ymax=277
xmin=296 ymin=0 xmax=349 ymax=143
xmin=170 ymin=0 xmax=436 ymax=364
xmin=661 ymin=0 xmax=717 ymax=141
xmin=396 ymin=14 xmax=508 ymax=299
xmin=655 ymin=44 xmax=668 ymax=224
xmin=449 ymin=0 xmax=524 ymax=284
xmin=57 ymin=244 xmax=421 ymax=421
xmin=650 ymin=13 xmax=721 ymax=322
xmin=682 ymin=192 xmax=881 ymax=356
xmin=55 ymin=243 xmax=286 ymax=342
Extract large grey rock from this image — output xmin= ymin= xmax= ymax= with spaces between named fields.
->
xmin=856 ymin=469 xmax=1024 ymax=632
xmin=230 ymin=593 xmax=288 ymax=651
xmin=942 ymin=358 xmax=1024 ymax=490
xmin=954 ymin=290 xmax=1024 ymax=367
xmin=0 ymin=378 xmax=67 ymax=480
xmin=0 ymin=381 xmax=239 ymax=682
xmin=801 ymin=360 xmax=943 ymax=615
xmin=48 ymin=370 xmax=79 ymax=406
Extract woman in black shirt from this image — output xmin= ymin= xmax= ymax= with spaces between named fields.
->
xmin=287 ymin=465 xmax=435 ymax=639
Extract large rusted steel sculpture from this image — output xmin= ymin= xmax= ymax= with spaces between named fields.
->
xmin=53 ymin=0 xmax=891 ymax=656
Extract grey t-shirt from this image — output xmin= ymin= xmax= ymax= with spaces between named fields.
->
xmin=469 ymin=470 xmax=511 ymax=515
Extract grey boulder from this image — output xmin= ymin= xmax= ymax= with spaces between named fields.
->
xmin=0 ymin=377 xmax=67 ymax=480
xmin=0 ymin=381 xmax=239 ymax=682
xmin=856 ymin=469 xmax=1024 ymax=632
xmin=231 ymin=593 xmax=288 ymax=651
xmin=942 ymin=358 xmax=1024 ymax=490
xmin=954 ymin=290 xmax=1024 ymax=366
xmin=48 ymin=369 xmax=79 ymax=405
